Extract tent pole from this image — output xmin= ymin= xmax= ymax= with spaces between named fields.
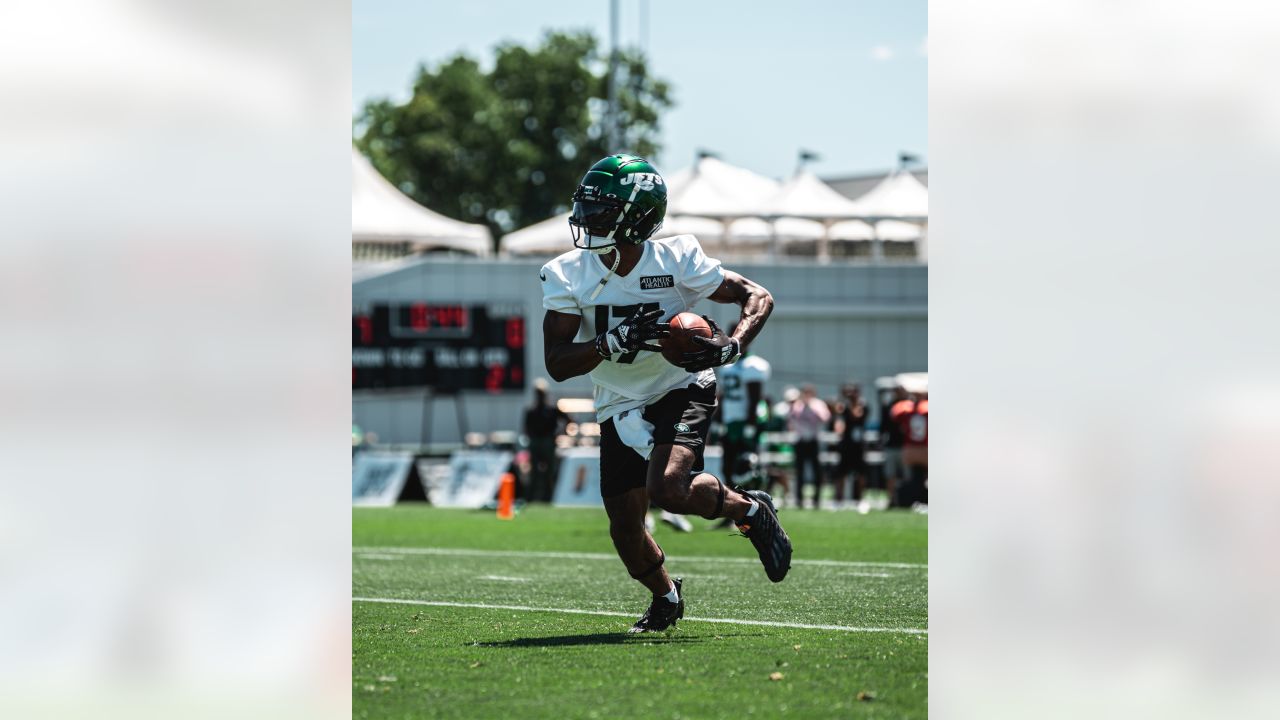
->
xmin=818 ymin=220 xmax=832 ymax=264
xmin=871 ymin=221 xmax=883 ymax=264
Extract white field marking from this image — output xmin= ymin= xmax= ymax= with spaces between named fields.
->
xmin=352 ymin=546 xmax=926 ymax=570
xmin=841 ymin=571 xmax=892 ymax=578
xmin=352 ymin=597 xmax=927 ymax=635
xmin=355 ymin=553 xmax=405 ymax=561
xmin=477 ymin=575 xmax=529 ymax=583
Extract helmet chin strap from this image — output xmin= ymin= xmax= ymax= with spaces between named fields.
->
xmin=587 ymin=240 xmax=622 ymax=302
xmin=587 ymin=184 xmax=641 ymax=302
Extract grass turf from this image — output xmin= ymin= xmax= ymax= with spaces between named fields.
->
xmin=353 ymin=505 xmax=927 ymax=719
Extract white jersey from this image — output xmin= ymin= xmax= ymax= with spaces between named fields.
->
xmin=540 ymin=235 xmax=725 ymax=423
xmin=717 ymin=355 xmax=771 ymax=423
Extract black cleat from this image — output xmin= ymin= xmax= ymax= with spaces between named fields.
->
xmin=736 ymin=490 xmax=793 ymax=582
xmin=628 ymin=577 xmax=684 ymax=633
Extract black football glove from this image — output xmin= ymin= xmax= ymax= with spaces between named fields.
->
xmin=675 ymin=316 xmax=741 ymax=371
xmin=595 ymin=306 xmax=670 ymax=359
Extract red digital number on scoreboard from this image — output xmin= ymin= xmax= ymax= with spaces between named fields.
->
xmin=404 ymin=304 xmax=470 ymax=334
xmin=505 ymin=317 xmax=525 ymax=349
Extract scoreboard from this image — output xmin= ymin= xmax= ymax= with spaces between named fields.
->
xmin=352 ymin=302 xmax=525 ymax=392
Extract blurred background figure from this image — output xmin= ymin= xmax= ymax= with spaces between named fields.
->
xmin=832 ymin=382 xmax=869 ymax=510
xmin=757 ymin=394 xmax=791 ymax=503
xmin=713 ymin=349 xmax=772 ymax=527
xmin=880 ymin=384 xmax=909 ymax=507
xmin=897 ymin=389 xmax=928 ymax=508
xmin=789 ymin=384 xmax=831 ymax=509
xmin=522 ymin=378 xmax=570 ymax=502
xmin=352 ymin=420 xmax=364 ymax=457
xmin=717 ymin=349 xmax=772 ymax=488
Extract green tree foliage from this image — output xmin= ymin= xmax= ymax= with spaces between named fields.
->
xmin=355 ymin=31 xmax=673 ymax=253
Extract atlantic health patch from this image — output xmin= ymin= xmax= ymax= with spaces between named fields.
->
xmin=639 ymin=274 xmax=674 ymax=290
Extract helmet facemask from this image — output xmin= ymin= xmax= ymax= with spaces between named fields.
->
xmin=568 ymin=192 xmax=628 ymax=254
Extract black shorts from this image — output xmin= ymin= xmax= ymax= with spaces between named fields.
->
xmin=836 ymin=441 xmax=867 ymax=475
xmin=598 ymin=382 xmax=717 ymax=499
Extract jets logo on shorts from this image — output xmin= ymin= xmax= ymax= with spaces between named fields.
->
xmin=674 ymin=423 xmax=691 ymax=433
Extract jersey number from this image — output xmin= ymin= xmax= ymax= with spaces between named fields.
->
xmin=723 ymin=373 xmax=743 ymax=400
xmin=595 ymin=303 xmax=660 ymax=364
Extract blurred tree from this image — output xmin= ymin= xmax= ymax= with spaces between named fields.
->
xmin=354 ymin=31 xmax=673 ymax=253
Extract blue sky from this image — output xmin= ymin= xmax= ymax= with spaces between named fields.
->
xmin=353 ymin=0 xmax=926 ymax=181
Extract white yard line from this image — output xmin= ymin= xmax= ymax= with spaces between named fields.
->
xmin=352 ymin=545 xmax=926 ymax=570
xmin=352 ymin=597 xmax=928 ymax=635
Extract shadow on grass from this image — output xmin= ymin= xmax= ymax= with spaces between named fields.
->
xmin=474 ymin=631 xmax=748 ymax=648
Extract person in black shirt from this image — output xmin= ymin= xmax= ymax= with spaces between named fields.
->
xmin=879 ymin=384 xmax=909 ymax=507
xmin=832 ymin=383 xmax=869 ymax=507
xmin=523 ymin=378 xmax=570 ymax=502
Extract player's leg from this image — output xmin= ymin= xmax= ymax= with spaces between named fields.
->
xmin=599 ymin=418 xmax=669 ymax=593
xmin=793 ymin=445 xmax=805 ymax=509
xmin=604 ymin=486 xmax=671 ymax=596
xmin=599 ymin=417 xmax=684 ymax=631
xmin=642 ymin=384 xmax=749 ymax=520
xmin=645 ymin=384 xmax=792 ymax=582
xmin=647 ymin=443 xmax=751 ymax=520
xmin=832 ymin=446 xmax=849 ymax=506
xmin=852 ymin=448 xmax=867 ymax=503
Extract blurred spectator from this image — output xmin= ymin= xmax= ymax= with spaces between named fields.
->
xmin=898 ymin=390 xmax=928 ymax=506
xmin=757 ymin=394 xmax=791 ymax=502
xmin=833 ymin=383 xmax=869 ymax=507
xmin=789 ymin=384 xmax=831 ymax=509
xmin=774 ymin=386 xmax=799 ymax=419
xmin=717 ymin=350 xmax=772 ymax=486
xmin=881 ymin=385 xmax=909 ymax=506
xmin=522 ymin=378 xmax=569 ymax=502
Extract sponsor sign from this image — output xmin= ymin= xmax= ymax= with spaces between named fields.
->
xmin=427 ymin=450 xmax=514 ymax=508
xmin=352 ymin=452 xmax=416 ymax=507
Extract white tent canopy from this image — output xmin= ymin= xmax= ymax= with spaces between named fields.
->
xmin=351 ymin=149 xmax=491 ymax=256
xmin=761 ymin=169 xmax=868 ymax=220
xmin=501 ymin=212 xmax=792 ymax=256
xmin=828 ymin=219 xmax=922 ymax=242
xmin=845 ymin=169 xmax=929 ymax=222
xmin=501 ymin=213 xmax=829 ymax=257
xmin=500 ymin=211 xmax=571 ymax=256
xmin=665 ymin=156 xmax=780 ymax=219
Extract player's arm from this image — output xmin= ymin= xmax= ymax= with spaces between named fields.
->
xmin=675 ymin=270 xmax=774 ymax=371
xmin=709 ymin=270 xmax=774 ymax=351
xmin=542 ymin=306 xmax=670 ymax=382
xmin=542 ymin=310 xmax=602 ymax=382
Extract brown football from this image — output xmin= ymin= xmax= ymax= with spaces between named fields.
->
xmin=661 ymin=312 xmax=713 ymax=365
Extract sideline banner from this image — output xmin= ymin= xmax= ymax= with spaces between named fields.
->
xmin=426 ymin=450 xmax=514 ymax=508
xmin=552 ymin=447 xmax=723 ymax=507
xmin=352 ymin=452 xmax=416 ymax=507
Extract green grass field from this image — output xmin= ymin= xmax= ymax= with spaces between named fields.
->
xmin=353 ymin=505 xmax=927 ymax=719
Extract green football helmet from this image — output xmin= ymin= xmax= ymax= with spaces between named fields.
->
xmin=568 ymin=154 xmax=668 ymax=254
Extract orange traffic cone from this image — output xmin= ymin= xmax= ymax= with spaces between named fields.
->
xmin=496 ymin=472 xmax=515 ymax=520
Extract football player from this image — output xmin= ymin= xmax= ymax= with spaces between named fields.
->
xmin=540 ymin=154 xmax=792 ymax=633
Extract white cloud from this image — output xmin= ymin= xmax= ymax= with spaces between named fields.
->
xmin=871 ymin=45 xmax=894 ymax=61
